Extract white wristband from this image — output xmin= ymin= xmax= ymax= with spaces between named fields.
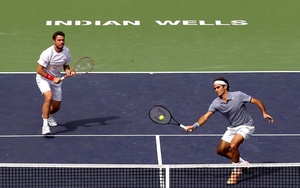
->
xmin=192 ymin=122 xmax=199 ymax=129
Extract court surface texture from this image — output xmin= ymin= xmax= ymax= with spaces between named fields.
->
xmin=0 ymin=72 xmax=299 ymax=165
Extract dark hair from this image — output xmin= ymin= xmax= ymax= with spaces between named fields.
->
xmin=52 ymin=31 xmax=65 ymax=40
xmin=213 ymin=77 xmax=230 ymax=91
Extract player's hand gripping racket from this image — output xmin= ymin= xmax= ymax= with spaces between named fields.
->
xmin=61 ymin=56 xmax=94 ymax=80
xmin=149 ymin=105 xmax=186 ymax=130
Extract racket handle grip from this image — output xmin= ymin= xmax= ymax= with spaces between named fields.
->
xmin=179 ymin=124 xmax=187 ymax=130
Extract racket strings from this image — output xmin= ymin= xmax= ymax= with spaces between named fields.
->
xmin=73 ymin=57 xmax=94 ymax=73
xmin=149 ymin=106 xmax=172 ymax=125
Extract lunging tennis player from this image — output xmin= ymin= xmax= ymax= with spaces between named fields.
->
xmin=36 ymin=31 xmax=73 ymax=135
xmin=186 ymin=77 xmax=274 ymax=184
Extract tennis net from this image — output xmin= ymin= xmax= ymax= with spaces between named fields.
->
xmin=0 ymin=163 xmax=299 ymax=188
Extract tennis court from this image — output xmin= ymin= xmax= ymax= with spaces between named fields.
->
xmin=0 ymin=0 xmax=300 ymax=187
xmin=0 ymin=73 xmax=299 ymax=187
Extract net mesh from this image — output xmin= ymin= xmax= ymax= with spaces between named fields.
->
xmin=0 ymin=163 xmax=299 ymax=188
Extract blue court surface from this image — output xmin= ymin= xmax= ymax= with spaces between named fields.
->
xmin=0 ymin=72 xmax=299 ymax=165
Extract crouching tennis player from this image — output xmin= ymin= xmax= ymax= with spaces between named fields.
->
xmin=186 ymin=77 xmax=274 ymax=184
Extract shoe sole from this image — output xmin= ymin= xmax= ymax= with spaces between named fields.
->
xmin=42 ymin=131 xmax=51 ymax=135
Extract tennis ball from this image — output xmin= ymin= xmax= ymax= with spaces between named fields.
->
xmin=159 ymin=115 xmax=165 ymax=121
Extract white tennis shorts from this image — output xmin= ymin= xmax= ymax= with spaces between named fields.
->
xmin=221 ymin=125 xmax=255 ymax=143
xmin=36 ymin=75 xmax=62 ymax=101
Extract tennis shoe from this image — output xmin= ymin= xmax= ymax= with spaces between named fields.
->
xmin=42 ymin=125 xmax=51 ymax=135
xmin=227 ymin=170 xmax=240 ymax=185
xmin=48 ymin=115 xmax=58 ymax=127
xmin=227 ymin=161 xmax=250 ymax=185
xmin=240 ymin=161 xmax=250 ymax=174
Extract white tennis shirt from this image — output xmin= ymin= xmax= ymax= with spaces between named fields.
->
xmin=37 ymin=45 xmax=72 ymax=77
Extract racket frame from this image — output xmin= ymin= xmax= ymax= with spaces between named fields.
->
xmin=149 ymin=105 xmax=186 ymax=130
xmin=61 ymin=56 xmax=94 ymax=80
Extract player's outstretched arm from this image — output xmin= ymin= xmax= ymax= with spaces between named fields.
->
xmin=186 ymin=111 xmax=214 ymax=132
xmin=251 ymin=97 xmax=274 ymax=123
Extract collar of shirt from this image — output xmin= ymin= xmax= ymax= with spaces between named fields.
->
xmin=218 ymin=92 xmax=233 ymax=104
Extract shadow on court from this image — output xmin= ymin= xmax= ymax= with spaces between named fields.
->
xmin=54 ymin=116 xmax=120 ymax=134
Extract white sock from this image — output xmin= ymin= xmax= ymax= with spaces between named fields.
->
xmin=232 ymin=157 xmax=247 ymax=165
xmin=239 ymin=157 xmax=247 ymax=164
xmin=43 ymin=119 xmax=48 ymax=126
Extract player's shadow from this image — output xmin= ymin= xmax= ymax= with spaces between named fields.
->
xmin=53 ymin=116 xmax=121 ymax=134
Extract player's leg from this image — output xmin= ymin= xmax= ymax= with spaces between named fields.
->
xmin=36 ymin=77 xmax=52 ymax=134
xmin=50 ymin=100 xmax=61 ymax=114
xmin=226 ymin=134 xmax=245 ymax=184
xmin=41 ymin=91 xmax=61 ymax=127
xmin=216 ymin=138 xmax=242 ymax=185
xmin=217 ymin=127 xmax=236 ymax=160
xmin=216 ymin=137 xmax=244 ymax=163
xmin=38 ymin=91 xmax=51 ymax=135
xmin=217 ymin=126 xmax=251 ymax=163
xmin=216 ymin=139 xmax=231 ymax=159
xmin=48 ymin=100 xmax=60 ymax=127
xmin=42 ymin=90 xmax=53 ymax=119
xmin=47 ymin=84 xmax=62 ymax=127
xmin=226 ymin=126 xmax=255 ymax=185
xmin=217 ymin=127 xmax=242 ymax=184
xmin=41 ymin=91 xmax=54 ymax=134
xmin=233 ymin=125 xmax=255 ymax=163
xmin=229 ymin=134 xmax=244 ymax=163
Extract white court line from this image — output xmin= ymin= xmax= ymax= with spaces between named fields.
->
xmin=156 ymin=135 xmax=163 ymax=165
xmin=1 ymin=71 xmax=300 ymax=74
xmin=155 ymin=135 xmax=166 ymax=188
xmin=0 ymin=134 xmax=299 ymax=138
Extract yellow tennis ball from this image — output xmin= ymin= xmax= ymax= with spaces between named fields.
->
xmin=159 ymin=115 xmax=165 ymax=121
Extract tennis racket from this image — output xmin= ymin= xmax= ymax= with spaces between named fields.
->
xmin=61 ymin=56 xmax=94 ymax=80
xmin=149 ymin=105 xmax=186 ymax=130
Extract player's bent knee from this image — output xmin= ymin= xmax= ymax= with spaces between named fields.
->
xmin=216 ymin=148 xmax=226 ymax=156
xmin=51 ymin=106 xmax=61 ymax=113
xmin=229 ymin=144 xmax=239 ymax=152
